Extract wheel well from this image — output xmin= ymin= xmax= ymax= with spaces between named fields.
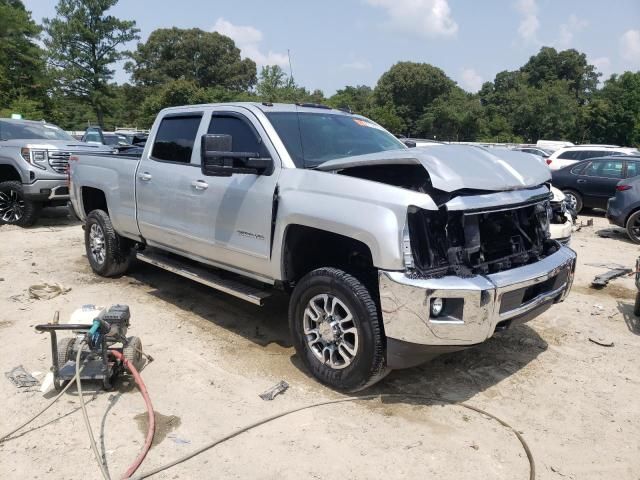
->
xmin=82 ymin=187 xmax=108 ymax=216
xmin=0 ymin=165 xmax=21 ymax=182
xmin=282 ymin=225 xmax=376 ymax=287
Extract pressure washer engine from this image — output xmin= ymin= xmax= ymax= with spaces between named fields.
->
xmin=35 ymin=305 xmax=144 ymax=390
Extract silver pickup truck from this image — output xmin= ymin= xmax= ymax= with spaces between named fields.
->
xmin=69 ymin=102 xmax=576 ymax=391
xmin=0 ymin=118 xmax=107 ymax=226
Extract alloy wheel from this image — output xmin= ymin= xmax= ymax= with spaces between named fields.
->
xmin=89 ymin=223 xmax=106 ymax=265
xmin=0 ymin=188 xmax=25 ymax=223
xmin=303 ymin=293 xmax=359 ymax=369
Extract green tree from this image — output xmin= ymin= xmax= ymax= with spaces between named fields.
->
xmin=418 ymin=88 xmax=482 ymax=141
xmin=0 ymin=0 xmax=46 ymax=111
xmin=373 ymin=62 xmax=456 ymax=134
xmin=587 ymin=72 xmax=640 ymax=147
xmin=126 ymin=28 xmax=256 ymax=91
xmin=520 ymin=47 xmax=599 ymax=103
xmin=43 ymin=0 xmax=140 ymax=126
xmin=327 ymin=85 xmax=373 ymax=114
xmin=255 ymin=65 xmax=320 ymax=103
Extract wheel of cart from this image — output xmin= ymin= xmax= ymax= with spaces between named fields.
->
xmin=54 ymin=337 xmax=76 ymax=392
xmin=124 ymin=336 xmax=144 ymax=371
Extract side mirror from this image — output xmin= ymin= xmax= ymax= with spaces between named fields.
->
xmin=403 ymin=140 xmax=417 ymax=148
xmin=200 ymin=134 xmax=272 ymax=177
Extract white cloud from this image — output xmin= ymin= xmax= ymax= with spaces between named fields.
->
xmin=460 ymin=68 xmax=483 ymax=92
xmin=341 ymin=60 xmax=372 ymax=70
xmin=556 ymin=14 xmax=588 ymax=48
xmin=212 ymin=18 xmax=288 ymax=67
xmin=365 ymin=0 xmax=458 ymax=37
xmin=620 ymin=29 xmax=640 ymax=67
xmin=591 ymin=56 xmax=612 ymax=80
xmin=515 ymin=0 xmax=539 ymax=43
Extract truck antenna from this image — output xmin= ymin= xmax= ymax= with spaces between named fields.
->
xmin=287 ymin=49 xmax=294 ymax=82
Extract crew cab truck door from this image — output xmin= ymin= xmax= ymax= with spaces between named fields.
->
xmin=135 ymin=111 xmax=213 ymax=256
xmin=197 ymin=108 xmax=281 ymax=277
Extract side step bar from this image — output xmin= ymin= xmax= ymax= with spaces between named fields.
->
xmin=136 ymin=249 xmax=271 ymax=306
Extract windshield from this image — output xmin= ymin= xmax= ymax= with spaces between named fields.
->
xmin=0 ymin=120 xmax=74 ymax=141
xmin=265 ymin=111 xmax=406 ymax=168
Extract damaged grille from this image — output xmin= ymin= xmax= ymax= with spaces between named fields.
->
xmin=408 ymin=198 xmax=558 ymax=277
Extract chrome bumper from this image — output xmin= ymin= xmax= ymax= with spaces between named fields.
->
xmin=379 ymin=245 xmax=576 ymax=346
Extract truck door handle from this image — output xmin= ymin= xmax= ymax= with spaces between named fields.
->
xmin=138 ymin=172 xmax=152 ymax=181
xmin=191 ymin=180 xmax=209 ymax=190
xmin=577 ymin=179 xmax=586 ymax=184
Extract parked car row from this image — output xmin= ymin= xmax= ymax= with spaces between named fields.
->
xmin=551 ymin=155 xmax=640 ymax=243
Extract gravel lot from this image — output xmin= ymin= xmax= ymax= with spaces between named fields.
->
xmin=0 ymin=208 xmax=639 ymax=479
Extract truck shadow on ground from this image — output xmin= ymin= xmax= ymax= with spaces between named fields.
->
xmin=617 ymin=300 xmax=639 ymax=335
xmin=128 ymin=262 xmax=292 ymax=349
xmin=129 ymin=262 xmax=548 ymax=402
xmin=34 ymin=206 xmax=80 ymax=228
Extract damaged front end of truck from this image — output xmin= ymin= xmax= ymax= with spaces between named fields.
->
xmin=318 ymin=145 xmax=576 ymax=369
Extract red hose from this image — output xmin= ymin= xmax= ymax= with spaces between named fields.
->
xmin=110 ymin=350 xmax=155 ymax=479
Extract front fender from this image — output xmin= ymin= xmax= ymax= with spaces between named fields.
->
xmin=270 ymin=169 xmax=437 ymax=279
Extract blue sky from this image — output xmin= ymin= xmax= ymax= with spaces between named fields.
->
xmin=23 ymin=0 xmax=640 ymax=95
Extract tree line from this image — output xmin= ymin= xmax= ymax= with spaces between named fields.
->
xmin=1 ymin=0 xmax=639 ymax=146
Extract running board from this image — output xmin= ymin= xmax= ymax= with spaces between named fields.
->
xmin=136 ymin=250 xmax=271 ymax=306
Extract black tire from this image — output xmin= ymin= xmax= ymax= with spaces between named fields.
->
xmin=53 ymin=337 xmax=76 ymax=392
xmin=625 ymin=211 xmax=640 ymax=244
xmin=56 ymin=337 xmax=76 ymax=368
xmin=123 ymin=336 xmax=144 ymax=372
xmin=85 ymin=209 xmax=133 ymax=277
xmin=634 ymin=292 xmax=640 ymax=317
xmin=289 ymin=267 xmax=388 ymax=392
xmin=562 ymin=189 xmax=583 ymax=214
xmin=0 ymin=181 xmax=41 ymax=227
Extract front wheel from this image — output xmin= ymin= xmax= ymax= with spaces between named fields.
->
xmin=85 ymin=209 xmax=133 ymax=277
xmin=562 ymin=189 xmax=583 ymax=214
xmin=289 ymin=268 xmax=388 ymax=392
xmin=625 ymin=211 xmax=640 ymax=244
xmin=0 ymin=181 xmax=41 ymax=227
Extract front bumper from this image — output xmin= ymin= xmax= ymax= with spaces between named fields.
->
xmin=379 ymin=245 xmax=576 ymax=351
xmin=22 ymin=179 xmax=70 ymax=201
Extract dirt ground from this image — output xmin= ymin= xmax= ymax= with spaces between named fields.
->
xmin=0 ymin=208 xmax=639 ymax=480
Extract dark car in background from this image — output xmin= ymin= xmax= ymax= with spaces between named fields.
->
xmin=606 ymin=175 xmax=640 ymax=244
xmin=551 ymin=156 xmax=640 ymax=213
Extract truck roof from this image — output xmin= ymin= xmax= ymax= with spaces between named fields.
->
xmin=159 ymin=102 xmax=354 ymax=116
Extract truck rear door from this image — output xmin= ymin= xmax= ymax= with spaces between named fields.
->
xmin=135 ymin=112 xmax=213 ymax=256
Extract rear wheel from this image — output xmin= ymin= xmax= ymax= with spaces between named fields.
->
xmin=289 ymin=267 xmax=388 ymax=392
xmin=625 ymin=211 xmax=640 ymax=244
xmin=562 ymin=189 xmax=583 ymax=214
xmin=0 ymin=181 xmax=41 ymax=227
xmin=85 ymin=209 xmax=133 ymax=277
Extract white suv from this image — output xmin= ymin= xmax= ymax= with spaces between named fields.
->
xmin=547 ymin=145 xmax=639 ymax=170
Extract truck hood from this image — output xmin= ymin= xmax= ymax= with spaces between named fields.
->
xmin=316 ymin=144 xmax=551 ymax=192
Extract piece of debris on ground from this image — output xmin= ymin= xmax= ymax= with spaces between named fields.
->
xmin=259 ymin=380 xmax=289 ymax=400
xmin=5 ymin=365 xmax=39 ymax=388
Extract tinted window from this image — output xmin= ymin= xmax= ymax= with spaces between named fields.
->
xmin=266 ymin=112 xmax=405 ymax=168
xmin=207 ymin=115 xmax=268 ymax=156
xmin=558 ymin=150 xmax=580 ymax=160
xmin=84 ymin=132 xmax=101 ymax=143
xmin=0 ymin=120 xmax=74 ymax=141
xmin=626 ymin=161 xmax=640 ymax=178
xmin=579 ymin=150 xmax=610 ymax=160
xmin=152 ymin=115 xmax=202 ymax=163
xmin=570 ymin=163 xmax=588 ymax=175
xmin=583 ymin=160 xmax=624 ymax=178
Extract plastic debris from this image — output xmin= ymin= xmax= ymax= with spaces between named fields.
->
xmin=589 ymin=338 xmax=614 ymax=347
xmin=259 ymin=380 xmax=289 ymax=401
xmin=28 ymin=283 xmax=71 ymax=300
xmin=168 ymin=434 xmax=191 ymax=445
xmin=591 ymin=267 xmax=632 ymax=288
xmin=5 ymin=365 xmax=39 ymax=387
